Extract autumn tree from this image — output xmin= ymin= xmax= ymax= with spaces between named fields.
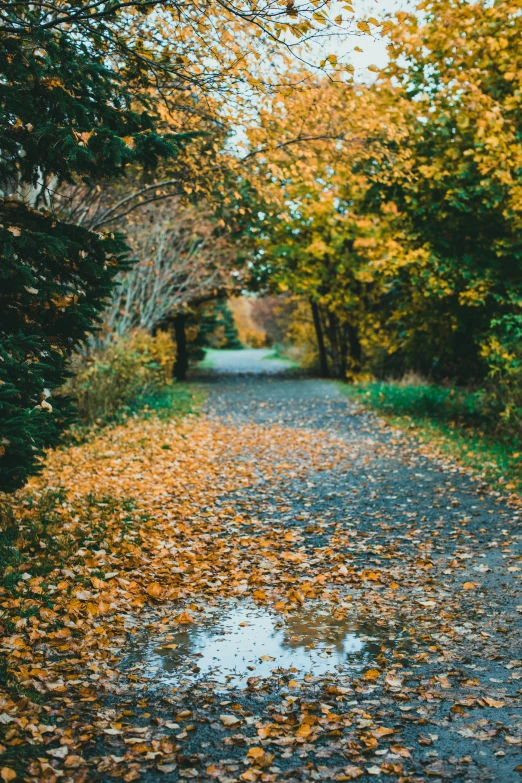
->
xmin=91 ymin=198 xmax=247 ymax=378
xmin=245 ymin=77 xmax=407 ymax=377
xmin=365 ymin=0 xmax=522 ymax=380
xmin=246 ymin=0 xmax=522 ymax=388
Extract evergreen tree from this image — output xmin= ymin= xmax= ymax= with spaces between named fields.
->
xmin=0 ymin=6 xmax=190 ymax=491
xmin=215 ymin=301 xmax=243 ymax=350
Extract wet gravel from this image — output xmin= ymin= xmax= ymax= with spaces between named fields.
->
xmin=95 ymin=372 xmax=522 ymax=783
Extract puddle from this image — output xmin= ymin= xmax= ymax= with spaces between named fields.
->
xmin=141 ymin=601 xmax=409 ymax=688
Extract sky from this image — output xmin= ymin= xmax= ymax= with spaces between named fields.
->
xmin=307 ymin=0 xmax=413 ymax=81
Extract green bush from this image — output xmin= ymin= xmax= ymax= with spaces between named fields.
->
xmin=64 ymin=330 xmax=176 ymax=424
xmin=348 ymin=381 xmax=496 ymax=431
xmin=481 ymin=315 xmax=522 ymax=440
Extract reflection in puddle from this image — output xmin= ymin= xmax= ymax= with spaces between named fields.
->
xmin=143 ymin=602 xmax=408 ymax=687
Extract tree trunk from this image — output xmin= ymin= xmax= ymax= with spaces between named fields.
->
xmin=339 ymin=322 xmax=349 ymax=378
xmin=326 ymin=311 xmax=341 ymax=378
xmin=347 ymin=323 xmax=362 ymax=371
xmin=310 ymin=300 xmax=329 ymax=377
xmin=173 ymin=313 xmax=189 ymax=381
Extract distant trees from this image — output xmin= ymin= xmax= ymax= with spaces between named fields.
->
xmin=94 ymin=200 xmax=242 ymax=342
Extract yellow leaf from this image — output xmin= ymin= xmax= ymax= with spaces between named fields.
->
xmin=296 ymin=723 xmax=312 ymax=737
xmin=463 ymin=581 xmax=476 ymax=590
xmin=362 ymin=668 xmax=381 ymax=682
xmin=390 ymin=744 xmax=411 ymax=758
xmin=146 ymin=582 xmax=164 ymax=599
xmin=372 ymin=726 xmax=394 ymax=738
xmin=247 ymin=747 xmax=265 ymax=759
xmin=1 ymin=769 xmax=16 ymax=782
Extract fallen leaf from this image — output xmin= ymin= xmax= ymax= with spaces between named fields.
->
xmin=47 ymin=746 xmax=68 ymax=758
xmin=483 ymin=697 xmax=505 ymax=708
xmin=342 ymin=767 xmax=363 ymax=780
xmin=362 ymin=668 xmax=381 ymax=682
xmin=220 ymin=714 xmax=241 ymax=727
xmin=372 ymin=727 xmax=394 ymax=738
xmin=390 ymin=745 xmax=411 ymax=758
xmin=146 ymin=582 xmax=164 ymax=599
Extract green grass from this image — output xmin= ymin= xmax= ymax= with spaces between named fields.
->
xmin=66 ymin=382 xmax=206 ymax=443
xmin=263 ymin=346 xmax=299 ymax=366
xmin=131 ymin=382 xmax=206 ymax=420
xmin=340 ymin=381 xmax=522 ymax=492
xmin=197 ymin=350 xmax=217 ymax=370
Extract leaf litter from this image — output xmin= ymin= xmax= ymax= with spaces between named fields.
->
xmin=1 ymin=379 xmax=522 ymax=782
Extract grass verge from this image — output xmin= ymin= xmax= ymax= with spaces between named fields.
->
xmin=340 ymin=381 xmax=522 ymax=493
xmin=65 ymin=382 xmax=206 ymax=444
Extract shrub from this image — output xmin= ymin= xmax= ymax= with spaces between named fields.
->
xmin=64 ymin=330 xmax=176 ymax=424
xmin=350 ymin=381 xmax=490 ymax=430
xmin=481 ymin=315 xmax=522 ymax=439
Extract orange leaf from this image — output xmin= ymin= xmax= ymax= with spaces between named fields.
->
xmin=174 ymin=610 xmax=195 ymax=624
xmin=247 ymin=748 xmax=265 ymax=759
xmin=146 ymin=582 xmax=164 ymax=599
xmin=362 ymin=668 xmax=381 ymax=682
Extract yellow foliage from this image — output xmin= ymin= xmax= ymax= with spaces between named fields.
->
xmin=228 ymin=297 xmax=268 ymax=347
xmin=64 ymin=330 xmax=176 ymax=423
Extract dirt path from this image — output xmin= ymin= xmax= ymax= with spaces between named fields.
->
xmin=3 ymin=369 xmax=522 ymax=783
xmin=185 ymin=375 xmax=522 ymax=783
xmin=199 ymin=348 xmax=294 ymax=375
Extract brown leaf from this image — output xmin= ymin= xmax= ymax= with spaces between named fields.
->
xmin=483 ymin=697 xmax=505 ymax=708
xmin=340 ymin=767 xmax=363 ymax=780
xmin=220 ymin=714 xmax=241 ymax=727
